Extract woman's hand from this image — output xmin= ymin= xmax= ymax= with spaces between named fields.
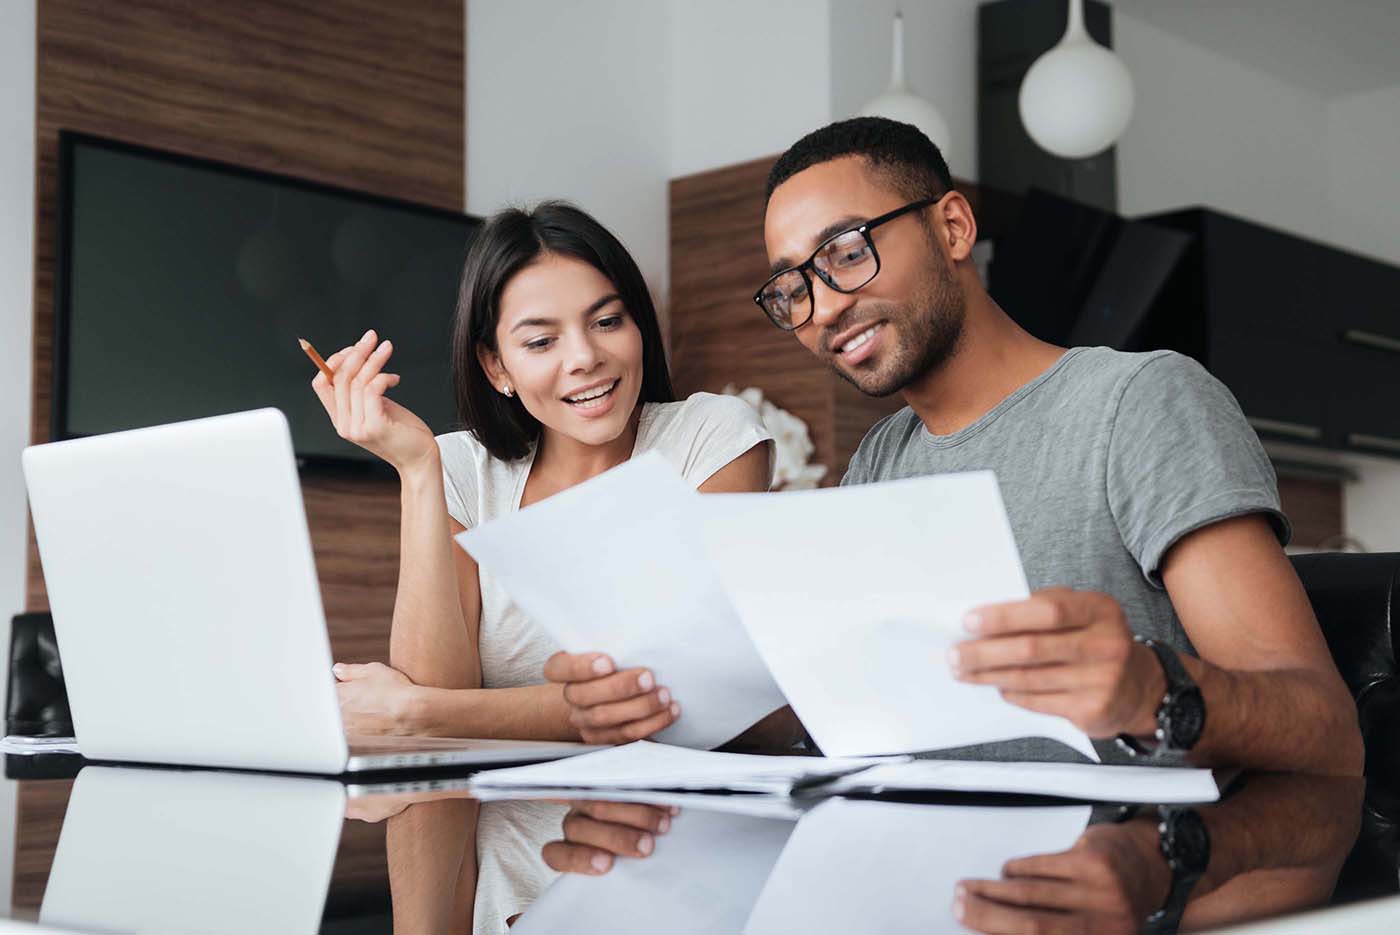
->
xmin=334 ymin=661 xmax=424 ymax=736
xmin=543 ymin=652 xmax=680 ymax=744
xmin=309 ymin=328 xmax=438 ymax=476
xmin=541 ymin=801 xmax=677 ymax=875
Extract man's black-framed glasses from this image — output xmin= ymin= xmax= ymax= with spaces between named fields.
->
xmin=753 ymin=194 xmax=944 ymax=331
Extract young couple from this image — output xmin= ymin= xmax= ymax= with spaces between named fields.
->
xmin=315 ymin=116 xmax=1359 ymax=924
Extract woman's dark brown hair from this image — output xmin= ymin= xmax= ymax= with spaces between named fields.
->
xmin=451 ymin=201 xmax=675 ymax=460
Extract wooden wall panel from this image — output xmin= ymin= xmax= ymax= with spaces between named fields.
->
xmin=18 ymin=0 xmax=463 ymax=914
xmin=669 ymin=156 xmax=844 ymax=479
xmin=27 ymin=0 xmax=465 ymax=664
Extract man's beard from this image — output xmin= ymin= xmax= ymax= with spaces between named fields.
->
xmin=829 ymin=259 xmax=966 ymax=398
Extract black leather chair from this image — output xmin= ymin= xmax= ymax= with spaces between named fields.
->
xmin=6 ymin=611 xmax=73 ymax=738
xmin=1289 ymin=553 xmax=1400 ymax=786
xmin=1290 ymin=553 xmax=1400 ymax=900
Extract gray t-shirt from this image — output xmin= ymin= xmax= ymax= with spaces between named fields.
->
xmin=842 ymin=346 xmax=1290 ymax=763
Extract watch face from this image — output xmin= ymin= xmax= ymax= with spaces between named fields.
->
xmin=1167 ymin=687 xmax=1206 ymax=749
xmin=1164 ymin=809 xmax=1211 ymax=877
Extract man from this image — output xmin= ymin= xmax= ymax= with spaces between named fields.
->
xmin=548 ymin=117 xmax=1361 ymax=776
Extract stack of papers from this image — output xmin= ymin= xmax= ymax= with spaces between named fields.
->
xmin=469 ymin=739 xmax=1218 ymax=804
xmin=468 ymin=740 xmax=905 ymax=795
xmin=821 ymin=758 xmax=1219 ymax=803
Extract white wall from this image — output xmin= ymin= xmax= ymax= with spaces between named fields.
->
xmin=1115 ymin=13 xmax=1332 ymax=237
xmin=0 ymin=0 xmax=36 ymax=911
xmin=670 ymin=0 xmax=832 ymax=180
xmin=466 ymin=0 xmax=673 ymax=301
xmin=1328 ymin=85 xmax=1400 ymax=267
xmin=828 ymin=0 xmax=979 ymax=182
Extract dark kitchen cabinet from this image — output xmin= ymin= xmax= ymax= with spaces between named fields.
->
xmin=1140 ymin=208 xmax=1400 ymax=459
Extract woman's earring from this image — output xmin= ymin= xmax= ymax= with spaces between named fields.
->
xmin=503 ymin=385 xmax=514 ymax=398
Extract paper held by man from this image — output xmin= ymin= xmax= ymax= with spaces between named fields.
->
xmin=458 ymin=452 xmax=1099 ymax=762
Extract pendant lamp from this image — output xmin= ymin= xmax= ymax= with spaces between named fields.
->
xmin=1018 ymin=0 xmax=1135 ymax=159
xmin=858 ymin=12 xmax=952 ymax=154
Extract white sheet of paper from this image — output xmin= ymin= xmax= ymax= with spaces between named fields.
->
xmin=514 ymin=807 xmax=796 ymax=935
xmin=458 ymin=452 xmax=787 ymax=750
xmin=468 ymin=740 xmax=904 ymax=794
xmin=701 ymin=471 xmax=1099 ymax=760
xmin=821 ymin=758 xmax=1219 ymax=803
xmin=745 ymin=799 xmax=1092 ymax=935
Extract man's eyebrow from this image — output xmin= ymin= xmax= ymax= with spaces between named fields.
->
xmin=769 ymin=215 xmax=865 ymax=274
xmin=508 ymin=293 xmax=621 ymax=333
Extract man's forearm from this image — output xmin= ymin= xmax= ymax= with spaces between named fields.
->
xmin=1179 ymin=656 xmax=1362 ymax=776
xmin=408 ymin=682 xmax=580 ymax=741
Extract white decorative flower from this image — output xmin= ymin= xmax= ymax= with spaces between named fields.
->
xmin=722 ymin=385 xmax=828 ymax=491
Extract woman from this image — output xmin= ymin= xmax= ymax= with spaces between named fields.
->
xmin=310 ymin=201 xmax=772 ymax=931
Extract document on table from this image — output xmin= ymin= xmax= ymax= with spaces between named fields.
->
xmin=820 ymin=758 xmax=1219 ymax=803
xmin=468 ymin=740 xmax=904 ymax=795
xmin=514 ymin=806 xmax=796 ymax=935
xmin=700 ymin=471 xmax=1100 ymax=760
xmin=458 ymin=453 xmax=787 ymax=750
xmin=745 ymin=798 xmax=1091 ymax=934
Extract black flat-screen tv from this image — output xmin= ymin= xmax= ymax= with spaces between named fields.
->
xmin=54 ymin=132 xmax=479 ymax=466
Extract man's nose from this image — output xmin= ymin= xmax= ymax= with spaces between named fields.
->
xmin=810 ymin=275 xmax=857 ymax=331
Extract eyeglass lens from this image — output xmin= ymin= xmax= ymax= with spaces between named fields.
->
xmin=759 ymin=230 xmax=879 ymax=328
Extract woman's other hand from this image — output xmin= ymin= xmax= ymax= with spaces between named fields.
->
xmin=543 ymin=652 xmax=680 ymax=744
xmin=334 ymin=661 xmax=424 ymax=735
xmin=310 ymin=328 xmax=437 ymax=475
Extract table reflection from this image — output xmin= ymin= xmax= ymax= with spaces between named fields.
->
xmin=38 ymin=766 xmax=344 ymax=934
xmin=6 ymin=762 xmax=1380 ymax=934
xmin=513 ymin=772 xmax=1364 ymax=934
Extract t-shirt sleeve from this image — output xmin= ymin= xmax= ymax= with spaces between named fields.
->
xmin=668 ymin=393 xmax=776 ymax=489
xmin=435 ymin=432 xmax=481 ymax=528
xmin=840 ymin=435 xmax=872 ymax=486
xmin=1106 ymin=352 xmax=1291 ymax=588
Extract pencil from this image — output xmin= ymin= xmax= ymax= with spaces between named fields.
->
xmin=298 ymin=338 xmax=336 ymax=384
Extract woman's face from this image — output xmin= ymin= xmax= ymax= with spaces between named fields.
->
xmin=481 ymin=253 xmax=645 ymax=450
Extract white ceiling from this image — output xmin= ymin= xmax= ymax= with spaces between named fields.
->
xmin=1110 ymin=0 xmax=1400 ymax=98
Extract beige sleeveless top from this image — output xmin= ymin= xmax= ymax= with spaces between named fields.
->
xmin=434 ymin=392 xmax=772 ymax=934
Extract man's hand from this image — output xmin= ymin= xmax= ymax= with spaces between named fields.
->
xmin=541 ymin=801 xmax=677 ymax=875
xmin=949 ymin=588 xmax=1165 ymax=738
xmin=955 ymin=820 xmax=1171 ymax=934
xmin=334 ymin=661 xmax=422 ymax=736
xmin=543 ymin=652 xmax=680 ymax=744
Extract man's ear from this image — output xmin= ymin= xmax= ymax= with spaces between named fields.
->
xmin=939 ymin=191 xmax=979 ymax=264
xmin=476 ymin=342 xmax=507 ymax=392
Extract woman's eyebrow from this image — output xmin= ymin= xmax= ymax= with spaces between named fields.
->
xmin=579 ymin=293 xmax=622 ymax=316
xmin=508 ymin=294 xmax=620 ymax=334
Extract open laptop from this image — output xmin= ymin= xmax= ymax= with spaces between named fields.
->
xmin=22 ymin=408 xmax=601 ymax=773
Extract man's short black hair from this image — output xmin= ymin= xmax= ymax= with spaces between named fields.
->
xmin=766 ymin=116 xmax=953 ymax=203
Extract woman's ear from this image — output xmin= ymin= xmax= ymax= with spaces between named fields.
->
xmin=476 ymin=342 xmax=509 ymax=394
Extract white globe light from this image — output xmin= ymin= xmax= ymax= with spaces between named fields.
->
xmin=1018 ymin=0 xmax=1135 ymax=159
xmin=857 ymin=13 xmax=952 ymax=155
xmin=859 ymin=90 xmax=953 ymax=157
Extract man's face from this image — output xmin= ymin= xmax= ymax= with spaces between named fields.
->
xmin=763 ymin=156 xmax=965 ymax=397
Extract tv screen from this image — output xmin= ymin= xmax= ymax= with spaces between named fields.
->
xmin=55 ymin=132 xmax=478 ymax=465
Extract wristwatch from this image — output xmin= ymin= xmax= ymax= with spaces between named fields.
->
xmin=1115 ymin=637 xmax=1206 ymax=759
xmin=1145 ymin=806 xmax=1211 ymax=933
